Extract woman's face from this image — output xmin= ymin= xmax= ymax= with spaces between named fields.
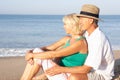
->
xmin=64 ymin=23 xmax=72 ymax=34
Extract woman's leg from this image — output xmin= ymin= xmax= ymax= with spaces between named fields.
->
xmin=21 ymin=48 xmax=44 ymax=80
xmin=42 ymin=60 xmax=68 ymax=80
xmin=20 ymin=59 xmax=42 ymax=80
xmin=32 ymin=73 xmax=48 ymax=80
xmin=33 ymin=59 xmax=68 ymax=80
xmin=68 ymin=73 xmax=88 ymax=80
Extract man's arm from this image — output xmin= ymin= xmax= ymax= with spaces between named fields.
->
xmin=45 ymin=64 xmax=92 ymax=76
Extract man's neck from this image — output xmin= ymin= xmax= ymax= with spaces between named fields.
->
xmin=87 ymin=24 xmax=98 ymax=36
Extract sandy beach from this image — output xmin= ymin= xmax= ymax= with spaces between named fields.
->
xmin=0 ymin=50 xmax=120 ymax=80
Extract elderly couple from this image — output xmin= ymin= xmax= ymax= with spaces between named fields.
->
xmin=21 ymin=4 xmax=114 ymax=80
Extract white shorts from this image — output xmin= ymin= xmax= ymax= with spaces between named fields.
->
xmin=87 ymin=72 xmax=105 ymax=80
xmin=33 ymin=48 xmax=68 ymax=80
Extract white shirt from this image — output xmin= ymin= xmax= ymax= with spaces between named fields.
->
xmin=84 ymin=27 xmax=115 ymax=80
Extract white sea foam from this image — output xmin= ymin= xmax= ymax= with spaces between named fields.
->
xmin=0 ymin=46 xmax=119 ymax=57
xmin=0 ymin=48 xmax=31 ymax=57
xmin=112 ymin=46 xmax=120 ymax=50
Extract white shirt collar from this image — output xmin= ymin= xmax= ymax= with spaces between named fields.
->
xmin=85 ymin=27 xmax=99 ymax=39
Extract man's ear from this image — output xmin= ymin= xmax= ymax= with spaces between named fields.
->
xmin=88 ymin=18 xmax=94 ymax=24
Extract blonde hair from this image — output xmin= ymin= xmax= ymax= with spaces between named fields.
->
xmin=63 ymin=13 xmax=82 ymax=35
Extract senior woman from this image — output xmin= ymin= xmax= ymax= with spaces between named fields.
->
xmin=21 ymin=13 xmax=88 ymax=80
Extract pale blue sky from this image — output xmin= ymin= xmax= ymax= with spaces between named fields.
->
xmin=0 ymin=0 xmax=120 ymax=15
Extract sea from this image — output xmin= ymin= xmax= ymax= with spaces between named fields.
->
xmin=0 ymin=15 xmax=120 ymax=57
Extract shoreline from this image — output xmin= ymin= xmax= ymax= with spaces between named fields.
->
xmin=0 ymin=50 xmax=119 ymax=80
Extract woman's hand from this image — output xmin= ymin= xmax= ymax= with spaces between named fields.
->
xmin=27 ymin=58 xmax=34 ymax=65
xmin=24 ymin=50 xmax=34 ymax=65
xmin=25 ymin=51 xmax=33 ymax=61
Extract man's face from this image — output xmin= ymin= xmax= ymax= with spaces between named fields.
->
xmin=79 ymin=17 xmax=91 ymax=31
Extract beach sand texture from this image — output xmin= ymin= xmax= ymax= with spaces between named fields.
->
xmin=0 ymin=51 xmax=119 ymax=80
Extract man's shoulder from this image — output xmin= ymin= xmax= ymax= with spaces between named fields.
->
xmin=94 ymin=28 xmax=107 ymax=40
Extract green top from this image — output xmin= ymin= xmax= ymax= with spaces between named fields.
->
xmin=59 ymin=36 xmax=88 ymax=67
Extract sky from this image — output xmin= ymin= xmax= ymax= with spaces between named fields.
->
xmin=0 ymin=0 xmax=120 ymax=15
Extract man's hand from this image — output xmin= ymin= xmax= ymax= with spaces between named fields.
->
xmin=45 ymin=63 xmax=64 ymax=76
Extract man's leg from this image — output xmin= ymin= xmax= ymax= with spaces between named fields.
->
xmin=87 ymin=72 xmax=105 ymax=80
xmin=68 ymin=72 xmax=105 ymax=80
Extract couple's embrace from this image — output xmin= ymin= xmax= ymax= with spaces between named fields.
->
xmin=21 ymin=4 xmax=114 ymax=80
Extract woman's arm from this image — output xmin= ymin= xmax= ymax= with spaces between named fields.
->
xmin=40 ymin=36 xmax=70 ymax=51
xmin=25 ymin=36 xmax=70 ymax=60
xmin=32 ymin=39 xmax=86 ymax=59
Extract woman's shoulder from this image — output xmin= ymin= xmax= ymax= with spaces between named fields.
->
xmin=61 ymin=35 xmax=71 ymax=43
xmin=76 ymin=36 xmax=87 ymax=46
xmin=63 ymin=35 xmax=71 ymax=40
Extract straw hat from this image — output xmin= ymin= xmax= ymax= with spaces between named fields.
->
xmin=77 ymin=4 xmax=100 ymax=20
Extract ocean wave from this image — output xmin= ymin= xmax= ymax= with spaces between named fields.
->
xmin=0 ymin=48 xmax=31 ymax=57
xmin=112 ymin=46 xmax=120 ymax=50
xmin=0 ymin=46 xmax=119 ymax=57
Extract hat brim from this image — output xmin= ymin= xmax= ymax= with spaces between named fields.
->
xmin=76 ymin=14 xmax=100 ymax=20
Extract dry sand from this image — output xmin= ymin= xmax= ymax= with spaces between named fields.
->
xmin=0 ymin=50 xmax=119 ymax=80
